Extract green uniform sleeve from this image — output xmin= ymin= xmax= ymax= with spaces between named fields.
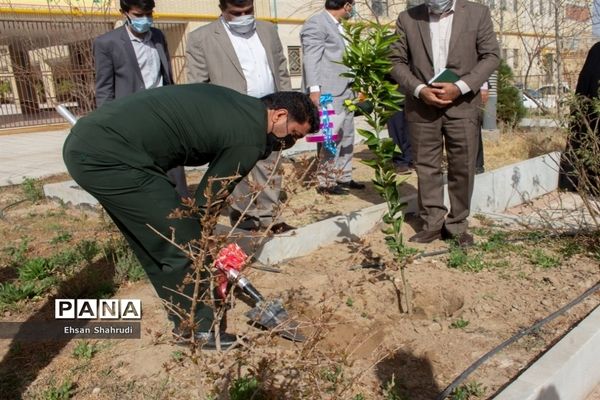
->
xmin=194 ymin=146 xmax=263 ymax=209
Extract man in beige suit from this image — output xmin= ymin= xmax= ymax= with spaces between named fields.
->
xmin=390 ymin=0 xmax=500 ymax=245
xmin=186 ymin=0 xmax=294 ymax=232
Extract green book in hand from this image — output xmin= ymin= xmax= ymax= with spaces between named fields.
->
xmin=428 ymin=68 xmax=460 ymax=85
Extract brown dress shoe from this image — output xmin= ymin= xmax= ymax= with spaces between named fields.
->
xmin=409 ymin=229 xmax=442 ymax=243
xmin=394 ymin=164 xmax=414 ymax=175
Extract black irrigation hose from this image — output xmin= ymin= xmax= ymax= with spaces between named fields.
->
xmin=436 ymin=281 xmax=600 ymax=400
xmin=0 ymin=199 xmax=28 ymax=220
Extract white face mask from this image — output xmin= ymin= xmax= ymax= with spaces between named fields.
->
xmin=425 ymin=0 xmax=453 ymax=14
xmin=224 ymin=14 xmax=256 ymax=35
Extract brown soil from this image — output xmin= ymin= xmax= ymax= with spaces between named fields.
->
xmin=1 ymin=130 xmax=599 ymax=399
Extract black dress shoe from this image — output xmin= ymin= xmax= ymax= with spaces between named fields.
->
xmin=270 ymin=222 xmax=296 ymax=233
xmin=337 ymin=180 xmax=366 ymax=190
xmin=231 ymin=215 xmax=261 ymax=231
xmin=174 ymin=330 xmax=239 ymax=350
xmin=316 ymin=185 xmax=348 ymax=195
xmin=409 ymin=229 xmax=442 ymax=243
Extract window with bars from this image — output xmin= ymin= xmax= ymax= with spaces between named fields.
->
xmin=287 ymin=46 xmax=302 ymax=77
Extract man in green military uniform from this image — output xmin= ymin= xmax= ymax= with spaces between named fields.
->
xmin=63 ymin=84 xmax=319 ymax=349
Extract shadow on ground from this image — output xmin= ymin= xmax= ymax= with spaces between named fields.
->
xmin=375 ymin=349 xmax=441 ymax=399
xmin=0 ymin=259 xmax=116 ymax=398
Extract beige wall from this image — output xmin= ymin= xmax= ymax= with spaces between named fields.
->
xmin=153 ymin=0 xmax=271 ymax=17
xmin=3 ymin=0 xmax=594 ymax=90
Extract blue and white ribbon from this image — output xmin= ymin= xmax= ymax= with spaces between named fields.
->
xmin=319 ymin=93 xmax=336 ymax=155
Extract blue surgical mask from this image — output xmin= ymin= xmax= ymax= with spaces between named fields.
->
xmin=425 ymin=0 xmax=453 ymax=14
xmin=127 ymin=15 xmax=153 ymax=34
xmin=224 ymin=14 xmax=256 ymax=35
xmin=343 ymin=3 xmax=356 ymax=20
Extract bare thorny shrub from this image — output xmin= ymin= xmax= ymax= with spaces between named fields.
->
xmin=501 ymin=93 xmax=599 ymax=252
xmin=564 ymin=94 xmax=600 ymax=214
xmin=148 ymin=151 xmax=397 ymax=398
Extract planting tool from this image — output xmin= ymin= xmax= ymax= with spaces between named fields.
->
xmin=56 ymin=104 xmax=78 ymax=126
xmin=215 ymin=244 xmax=306 ymax=342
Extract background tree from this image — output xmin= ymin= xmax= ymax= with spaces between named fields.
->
xmin=497 ymin=59 xmax=527 ymax=128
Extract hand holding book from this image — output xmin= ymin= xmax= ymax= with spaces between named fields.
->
xmin=428 ymin=68 xmax=460 ymax=85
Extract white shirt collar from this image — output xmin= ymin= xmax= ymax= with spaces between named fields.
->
xmin=326 ymin=10 xmax=340 ymax=25
xmin=125 ymin=25 xmax=152 ymax=43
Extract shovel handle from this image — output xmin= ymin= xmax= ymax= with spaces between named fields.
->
xmin=56 ymin=104 xmax=78 ymax=126
xmin=224 ymin=268 xmax=265 ymax=303
xmin=237 ymin=277 xmax=265 ymax=303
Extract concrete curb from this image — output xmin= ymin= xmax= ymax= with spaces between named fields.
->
xmin=44 ymin=152 xmax=562 ymax=265
xmin=494 ymin=306 xmax=600 ymax=400
xmin=250 ymin=195 xmax=418 ymax=265
xmin=44 ymin=180 xmax=99 ymax=206
xmin=469 ymin=151 xmax=560 ymax=214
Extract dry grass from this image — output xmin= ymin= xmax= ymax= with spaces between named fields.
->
xmin=483 ymin=128 xmax=567 ymax=170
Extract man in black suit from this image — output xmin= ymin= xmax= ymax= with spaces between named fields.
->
xmin=93 ymin=0 xmax=187 ymax=196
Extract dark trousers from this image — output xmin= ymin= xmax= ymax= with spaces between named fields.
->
xmin=409 ymin=115 xmax=479 ymax=235
xmin=63 ymin=132 xmax=214 ymax=332
xmin=387 ymin=110 xmax=413 ymax=167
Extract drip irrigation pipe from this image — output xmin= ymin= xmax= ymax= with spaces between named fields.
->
xmin=0 ymin=199 xmax=28 ymax=219
xmin=436 ymin=281 xmax=600 ymax=399
xmin=249 ymin=261 xmax=282 ymax=273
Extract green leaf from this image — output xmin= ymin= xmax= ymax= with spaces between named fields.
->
xmin=360 ymin=160 xmax=379 ymax=170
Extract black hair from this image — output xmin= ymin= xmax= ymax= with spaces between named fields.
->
xmin=325 ymin=0 xmax=352 ymax=10
xmin=120 ymin=0 xmax=155 ymax=12
xmin=219 ymin=0 xmax=253 ymax=9
xmin=261 ymin=92 xmax=320 ymax=133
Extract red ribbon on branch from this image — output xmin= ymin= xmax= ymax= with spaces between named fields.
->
xmin=213 ymin=243 xmax=248 ymax=299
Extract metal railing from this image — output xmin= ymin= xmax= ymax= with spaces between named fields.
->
xmin=0 ymin=16 xmax=187 ymax=130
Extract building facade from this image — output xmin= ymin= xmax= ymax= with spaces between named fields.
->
xmin=0 ymin=0 xmax=596 ymax=130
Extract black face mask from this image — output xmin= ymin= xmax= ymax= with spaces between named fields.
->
xmin=263 ymin=133 xmax=296 ymax=159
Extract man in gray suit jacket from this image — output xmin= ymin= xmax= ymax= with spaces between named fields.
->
xmin=186 ymin=0 xmax=295 ymax=233
xmin=390 ymin=0 xmax=499 ymax=245
xmin=93 ymin=0 xmax=188 ymax=197
xmin=301 ymin=0 xmax=365 ymax=195
xmin=93 ymin=0 xmax=172 ymax=107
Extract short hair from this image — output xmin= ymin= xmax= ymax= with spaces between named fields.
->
xmin=325 ymin=0 xmax=352 ymax=10
xmin=261 ymin=92 xmax=320 ymax=133
xmin=120 ymin=0 xmax=155 ymax=12
xmin=219 ymin=0 xmax=253 ymax=9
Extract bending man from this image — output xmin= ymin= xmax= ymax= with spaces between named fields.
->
xmin=63 ymin=84 xmax=318 ymax=349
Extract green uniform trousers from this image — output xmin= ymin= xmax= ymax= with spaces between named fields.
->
xmin=63 ymin=133 xmax=215 ymax=332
